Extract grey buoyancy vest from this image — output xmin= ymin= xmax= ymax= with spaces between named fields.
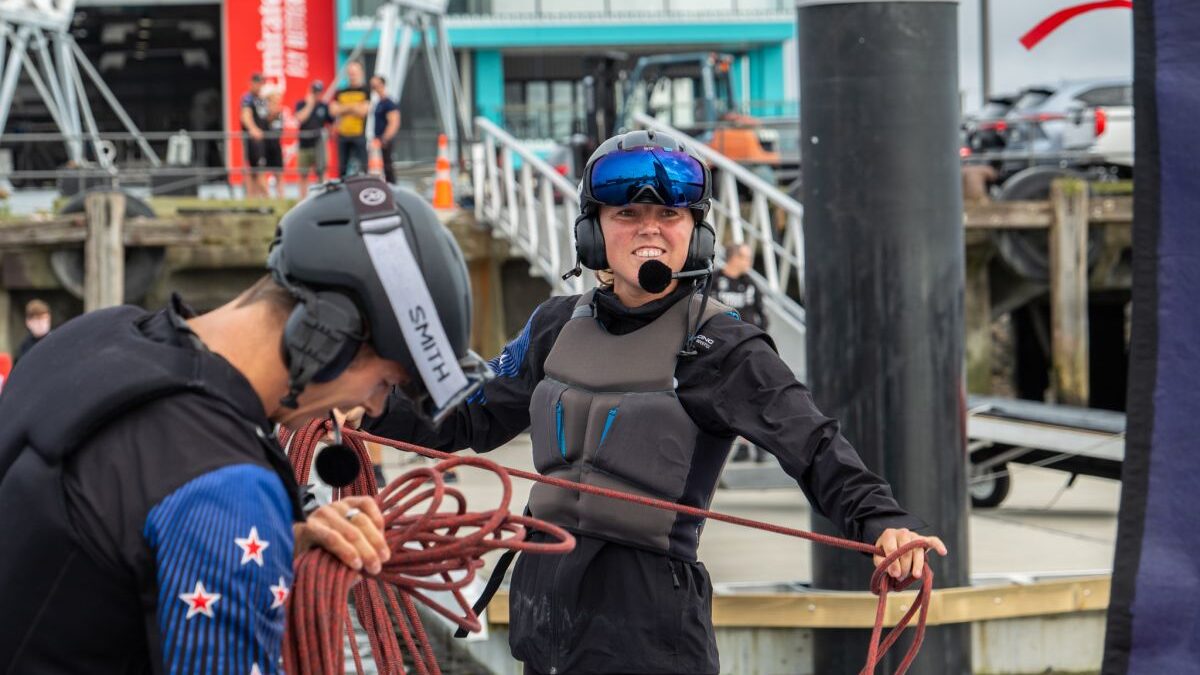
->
xmin=527 ymin=290 xmax=734 ymax=560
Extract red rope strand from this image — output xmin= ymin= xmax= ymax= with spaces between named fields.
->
xmin=283 ymin=420 xmax=936 ymax=674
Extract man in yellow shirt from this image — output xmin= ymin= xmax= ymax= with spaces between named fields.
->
xmin=329 ymin=61 xmax=370 ymax=179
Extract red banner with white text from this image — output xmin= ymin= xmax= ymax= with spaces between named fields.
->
xmin=223 ymin=0 xmax=336 ymax=184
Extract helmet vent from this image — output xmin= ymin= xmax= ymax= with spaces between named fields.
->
xmin=317 ymin=219 xmax=352 ymax=227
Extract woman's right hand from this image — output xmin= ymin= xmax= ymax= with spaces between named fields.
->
xmin=335 ymin=406 xmax=367 ymax=430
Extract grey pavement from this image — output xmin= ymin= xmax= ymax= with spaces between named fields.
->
xmin=377 ymin=434 xmax=1120 ymax=587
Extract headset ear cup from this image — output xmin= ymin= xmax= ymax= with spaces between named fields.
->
xmin=281 ymin=303 xmax=306 ymax=369
xmin=574 ymin=212 xmax=608 ymax=271
xmin=685 ymin=220 xmax=717 ymax=271
xmin=310 ymin=293 xmax=364 ymax=382
xmin=281 ymin=292 xmax=365 ymax=386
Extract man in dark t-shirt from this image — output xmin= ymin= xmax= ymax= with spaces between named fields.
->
xmin=329 ymin=61 xmax=370 ymax=179
xmin=714 ymin=242 xmax=768 ymax=331
xmin=294 ymin=80 xmax=331 ymax=196
xmin=714 ymin=243 xmax=770 ymax=462
xmin=239 ymin=73 xmax=269 ymax=198
xmin=369 ymin=75 xmax=400 ymax=184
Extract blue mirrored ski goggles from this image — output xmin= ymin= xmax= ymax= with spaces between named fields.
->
xmin=587 ymin=147 xmax=707 ymax=208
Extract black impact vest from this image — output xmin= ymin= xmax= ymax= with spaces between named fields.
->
xmin=0 ymin=306 xmax=299 ymax=674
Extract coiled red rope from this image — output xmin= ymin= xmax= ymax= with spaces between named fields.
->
xmin=280 ymin=420 xmax=575 ymax=675
xmin=283 ymin=420 xmax=935 ymax=675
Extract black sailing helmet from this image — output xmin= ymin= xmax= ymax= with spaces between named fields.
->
xmin=267 ymin=176 xmax=490 ymax=424
xmin=572 ymin=129 xmax=715 ymax=274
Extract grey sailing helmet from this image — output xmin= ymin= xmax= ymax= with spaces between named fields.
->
xmin=267 ymin=175 xmax=489 ymax=423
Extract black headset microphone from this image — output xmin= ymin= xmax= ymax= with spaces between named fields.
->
xmin=636 ymin=259 xmax=712 ymax=294
xmin=314 ymin=410 xmax=362 ymax=487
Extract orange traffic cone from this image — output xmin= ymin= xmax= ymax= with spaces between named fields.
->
xmin=368 ymin=139 xmax=384 ymax=178
xmin=432 ymin=133 xmax=454 ymax=210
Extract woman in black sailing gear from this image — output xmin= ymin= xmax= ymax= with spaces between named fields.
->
xmin=367 ymin=130 xmax=947 ymax=674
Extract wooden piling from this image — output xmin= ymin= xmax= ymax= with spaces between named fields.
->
xmin=1049 ymin=179 xmax=1090 ymax=406
xmin=0 ymin=287 xmax=10 ymax=354
xmin=965 ymin=232 xmax=995 ymax=394
xmin=84 ymin=191 xmax=126 ymax=311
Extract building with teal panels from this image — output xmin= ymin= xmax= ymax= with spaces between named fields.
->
xmin=338 ymin=0 xmax=798 ymax=163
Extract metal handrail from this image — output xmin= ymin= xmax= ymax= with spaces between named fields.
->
xmin=475 ymin=118 xmax=577 ymax=194
xmin=473 ymin=116 xmax=588 ymax=295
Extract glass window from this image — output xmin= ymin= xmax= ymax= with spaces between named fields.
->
xmin=673 ymin=78 xmax=695 ymax=128
xmin=350 ymin=0 xmax=385 ymax=17
xmin=492 ymin=0 xmax=538 ymax=14
xmin=979 ymin=98 xmax=1014 ymax=118
xmin=1013 ymin=88 xmax=1054 ymax=111
xmin=504 ymin=81 xmax=525 ymax=106
xmin=551 ymin=80 xmax=575 ymax=138
xmin=1076 ymin=85 xmax=1133 ymax=108
xmin=447 ymin=0 xmax=492 ymax=13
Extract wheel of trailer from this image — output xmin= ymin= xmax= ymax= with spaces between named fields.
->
xmin=969 ymin=461 xmax=1012 ymax=508
xmin=993 ymin=166 xmax=1105 ymax=282
xmin=49 ymin=190 xmax=166 ymax=303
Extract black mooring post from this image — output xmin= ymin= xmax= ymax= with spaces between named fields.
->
xmin=797 ymin=1 xmax=971 ymax=673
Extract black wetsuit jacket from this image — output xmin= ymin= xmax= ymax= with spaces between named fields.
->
xmin=0 ymin=297 xmax=302 ymax=674
xmin=367 ymin=284 xmax=925 ymax=675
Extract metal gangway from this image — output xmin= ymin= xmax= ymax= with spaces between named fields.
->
xmin=472 ymin=115 xmax=809 ymax=378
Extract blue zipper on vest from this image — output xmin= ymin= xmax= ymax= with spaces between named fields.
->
xmin=556 ymin=401 xmax=566 ymax=459
xmin=599 ymin=407 xmax=618 ymax=445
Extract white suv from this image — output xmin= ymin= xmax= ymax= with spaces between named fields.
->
xmin=1002 ymin=78 xmax=1134 ymax=177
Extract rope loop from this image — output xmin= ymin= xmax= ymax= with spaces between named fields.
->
xmin=282 ymin=420 xmax=936 ymax=674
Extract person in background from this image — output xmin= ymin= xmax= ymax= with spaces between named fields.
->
xmin=261 ymin=86 xmax=286 ymax=199
xmin=16 ymin=299 xmax=51 ymax=363
xmin=329 ymin=61 xmax=370 ymax=179
xmin=239 ymin=73 xmax=269 ymax=199
xmin=369 ymin=75 xmax=400 ymax=185
xmin=295 ymin=80 xmax=332 ymax=196
xmin=714 ymin=242 xmax=767 ymax=332
xmin=714 ymin=242 xmax=769 ymax=462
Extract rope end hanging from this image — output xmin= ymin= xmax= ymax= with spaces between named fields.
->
xmin=283 ymin=422 xmax=575 ymax=675
xmin=283 ymin=421 xmax=937 ymax=675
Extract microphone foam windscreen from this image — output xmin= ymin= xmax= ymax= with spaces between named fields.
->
xmin=315 ymin=443 xmax=361 ymax=487
xmin=637 ymin=260 xmax=672 ymax=294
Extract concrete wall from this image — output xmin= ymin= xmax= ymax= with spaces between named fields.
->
xmin=445 ymin=612 xmax=1106 ymax=675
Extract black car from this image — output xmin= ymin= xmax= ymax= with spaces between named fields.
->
xmin=964 ymin=93 xmax=1019 ymax=153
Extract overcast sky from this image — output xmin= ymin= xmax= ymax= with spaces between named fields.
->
xmin=957 ymin=0 xmax=1133 ymax=113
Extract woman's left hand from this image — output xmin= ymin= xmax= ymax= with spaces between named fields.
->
xmin=873 ymin=528 xmax=948 ymax=580
xmin=323 ymin=406 xmax=368 ymax=444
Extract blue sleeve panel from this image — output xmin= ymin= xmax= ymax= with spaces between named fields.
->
xmin=364 ymin=297 xmax=574 ymax=453
xmin=144 ymin=464 xmax=295 ymax=675
xmin=468 ymin=306 xmax=539 ymax=405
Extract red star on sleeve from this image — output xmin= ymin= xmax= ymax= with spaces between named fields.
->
xmin=179 ymin=581 xmax=222 ymax=620
xmin=269 ymin=576 xmax=289 ymax=610
xmin=234 ymin=526 xmax=270 ymax=566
